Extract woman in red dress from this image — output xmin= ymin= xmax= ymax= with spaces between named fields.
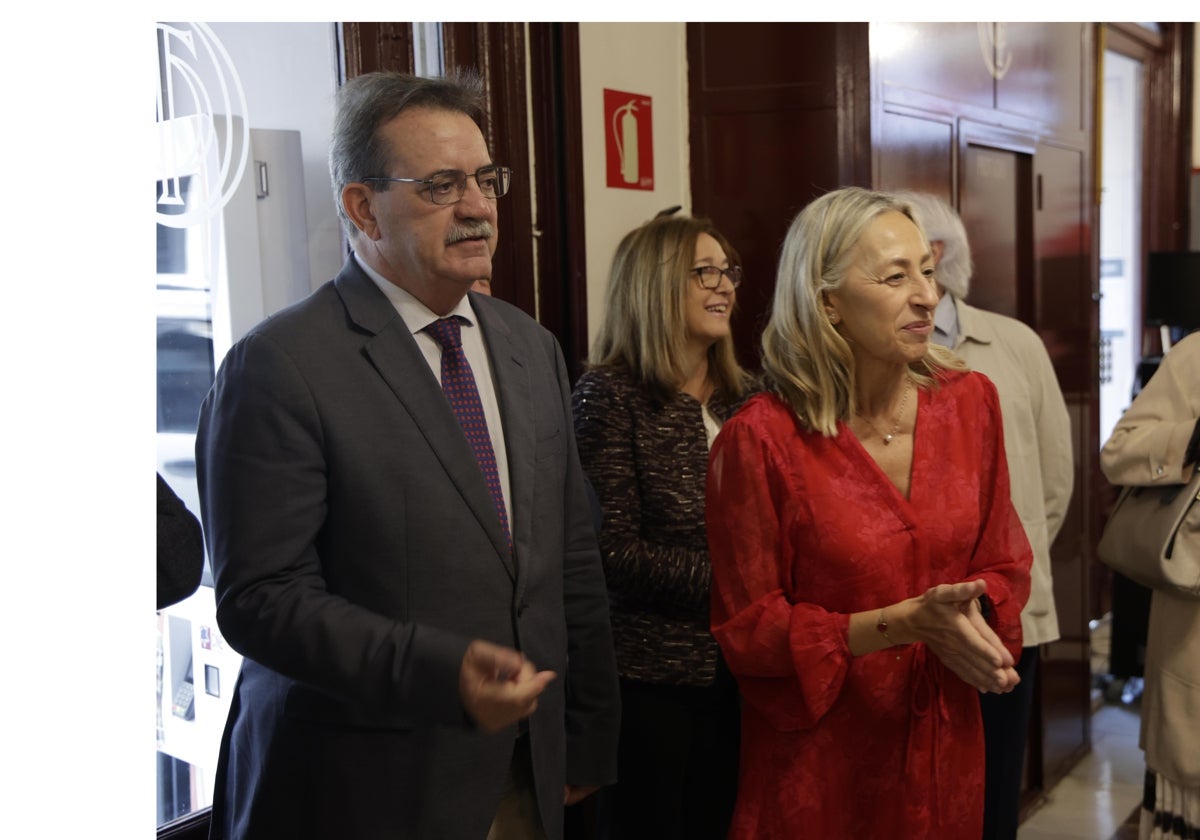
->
xmin=706 ymin=187 xmax=1033 ymax=838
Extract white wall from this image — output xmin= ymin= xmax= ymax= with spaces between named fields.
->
xmin=206 ymin=22 xmax=344 ymax=291
xmin=577 ymin=23 xmax=691 ymax=349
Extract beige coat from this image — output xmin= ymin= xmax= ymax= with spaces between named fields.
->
xmin=1100 ymin=330 xmax=1200 ymax=786
xmin=951 ymin=298 xmax=1074 ymax=646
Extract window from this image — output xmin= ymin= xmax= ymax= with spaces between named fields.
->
xmin=154 ymin=21 xmax=339 ymax=829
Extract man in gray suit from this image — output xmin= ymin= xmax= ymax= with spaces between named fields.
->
xmin=196 ymin=71 xmax=620 ymax=840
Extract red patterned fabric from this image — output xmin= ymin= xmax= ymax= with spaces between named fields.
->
xmin=426 ymin=316 xmax=511 ymax=548
xmin=707 ymin=370 xmax=1032 ymax=839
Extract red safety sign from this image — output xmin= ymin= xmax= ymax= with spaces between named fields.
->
xmin=604 ymin=88 xmax=654 ymax=191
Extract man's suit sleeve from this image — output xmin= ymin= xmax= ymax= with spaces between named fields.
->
xmin=196 ymin=331 xmax=471 ymax=725
xmin=549 ymin=337 xmax=621 ymax=786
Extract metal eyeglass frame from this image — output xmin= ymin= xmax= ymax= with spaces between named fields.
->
xmin=363 ymin=165 xmax=513 ymax=205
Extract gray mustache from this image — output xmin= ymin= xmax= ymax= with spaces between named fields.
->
xmin=446 ymin=221 xmax=495 ymax=245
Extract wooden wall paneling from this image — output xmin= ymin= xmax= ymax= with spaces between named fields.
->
xmin=873 ymin=22 xmax=996 ymax=113
xmin=699 ymin=104 xmax=842 ymax=369
xmin=341 ymin=22 xmax=414 ymax=79
xmin=998 ymin=23 xmax=1089 ymax=132
xmin=959 ymin=144 xmax=1028 ymax=321
xmin=956 ymin=122 xmax=1036 ymax=324
xmin=695 ymin=21 xmax=848 ymax=89
xmin=874 ymin=107 xmax=955 ymax=199
xmin=687 ymin=22 xmax=870 ymax=371
xmin=835 ymin=24 xmax=874 ymax=190
xmin=527 ymin=23 xmax=590 ymax=378
xmin=441 ymin=23 xmax=536 ymax=318
xmin=441 ymin=24 xmax=482 ymax=75
xmin=1034 ymin=139 xmax=1095 ymax=793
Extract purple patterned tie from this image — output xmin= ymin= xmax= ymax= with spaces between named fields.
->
xmin=425 ymin=316 xmax=511 ymax=549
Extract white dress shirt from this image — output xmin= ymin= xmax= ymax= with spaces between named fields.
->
xmin=356 ymin=254 xmax=512 ymax=527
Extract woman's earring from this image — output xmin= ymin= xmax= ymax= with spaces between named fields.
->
xmin=827 ymin=310 xmax=840 ymax=325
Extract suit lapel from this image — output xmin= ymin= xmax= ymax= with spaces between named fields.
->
xmin=336 ymin=261 xmax=516 ymax=579
xmin=474 ymin=298 xmax=534 ymax=588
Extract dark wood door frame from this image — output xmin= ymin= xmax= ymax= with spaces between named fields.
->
xmin=443 ymin=23 xmax=540 ymax=322
xmin=686 ymin=22 xmax=871 ymax=372
xmin=955 ymin=123 xmax=1037 ymax=325
xmin=528 ymin=22 xmax=590 ymax=380
xmin=1101 ymin=23 xmax=1194 ymax=358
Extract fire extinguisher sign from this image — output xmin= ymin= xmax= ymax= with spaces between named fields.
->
xmin=604 ymin=88 xmax=653 ymax=191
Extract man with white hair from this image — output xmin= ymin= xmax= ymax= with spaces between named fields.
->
xmin=894 ymin=191 xmax=1074 ymax=840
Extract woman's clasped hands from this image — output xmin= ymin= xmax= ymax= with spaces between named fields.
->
xmin=902 ymin=579 xmax=1021 ymax=694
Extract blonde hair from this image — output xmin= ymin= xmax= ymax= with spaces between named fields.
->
xmin=588 ymin=215 xmax=749 ymax=402
xmin=761 ymin=187 xmax=964 ymax=435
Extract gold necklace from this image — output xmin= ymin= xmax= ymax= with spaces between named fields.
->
xmin=856 ymin=381 xmax=910 ymax=445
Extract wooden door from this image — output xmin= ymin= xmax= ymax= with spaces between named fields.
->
xmin=687 ymin=22 xmax=870 ymax=371
xmin=1032 ymin=139 xmax=1097 ymax=785
xmin=958 ymin=141 xmax=1033 ymax=323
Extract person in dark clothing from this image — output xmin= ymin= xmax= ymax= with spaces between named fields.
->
xmin=157 ymin=473 xmax=204 ymax=610
xmin=572 ymin=214 xmax=755 ymax=839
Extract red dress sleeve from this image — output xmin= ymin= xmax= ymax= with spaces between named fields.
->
xmin=707 ymin=399 xmax=852 ymax=730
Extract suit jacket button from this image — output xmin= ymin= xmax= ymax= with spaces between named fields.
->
xmin=517 ymin=602 xmax=528 ymax=617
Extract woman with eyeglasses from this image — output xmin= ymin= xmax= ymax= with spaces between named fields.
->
xmin=571 ymin=213 xmax=756 ymax=839
xmin=706 ymin=187 xmax=1032 ymax=838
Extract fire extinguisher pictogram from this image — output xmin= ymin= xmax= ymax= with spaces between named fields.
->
xmin=604 ymin=88 xmax=653 ymax=191
xmin=613 ymin=100 xmax=639 ymax=185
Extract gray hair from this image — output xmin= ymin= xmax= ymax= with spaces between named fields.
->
xmin=328 ymin=71 xmax=487 ymax=236
xmin=890 ymin=190 xmax=973 ymax=299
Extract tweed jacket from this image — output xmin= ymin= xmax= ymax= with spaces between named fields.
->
xmin=572 ymin=364 xmax=752 ymax=686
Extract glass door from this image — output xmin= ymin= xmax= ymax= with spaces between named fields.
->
xmin=1098 ymin=49 xmax=1144 ymax=448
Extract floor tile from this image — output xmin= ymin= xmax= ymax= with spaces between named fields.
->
xmin=1018 ymin=618 xmax=1145 ymax=840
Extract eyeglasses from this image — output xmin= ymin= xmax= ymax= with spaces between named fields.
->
xmin=363 ymin=165 xmax=513 ymax=205
xmin=690 ymin=265 xmax=743 ymax=290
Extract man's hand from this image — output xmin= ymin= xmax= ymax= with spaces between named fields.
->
xmin=459 ymin=639 xmax=556 ymax=733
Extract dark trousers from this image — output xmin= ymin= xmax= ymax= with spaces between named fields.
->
xmin=599 ymin=663 xmax=740 ymax=840
xmin=1110 ymin=572 xmax=1151 ymax=678
xmin=979 ymin=645 xmax=1040 ymax=840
